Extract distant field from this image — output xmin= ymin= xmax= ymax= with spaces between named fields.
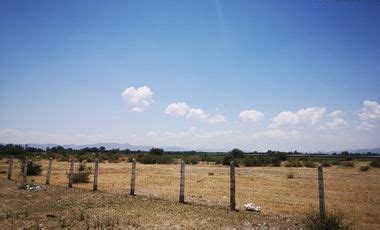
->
xmin=0 ymin=159 xmax=379 ymax=229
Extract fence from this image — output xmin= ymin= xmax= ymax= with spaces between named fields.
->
xmin=4 ymin=156 xmax=326 ymax=215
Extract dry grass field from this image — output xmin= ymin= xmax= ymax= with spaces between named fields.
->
xmin=0 ymin=159 xmax=379 ymax=229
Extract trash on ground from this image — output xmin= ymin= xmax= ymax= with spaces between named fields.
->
xmin=243 ymin=203 xmax=261 ymax=212
xmin=26 ymin=184 xmax=42 ymax=191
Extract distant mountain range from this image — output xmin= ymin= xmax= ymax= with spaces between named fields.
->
xmin=15 ymin=143 xmax=380 ymax=154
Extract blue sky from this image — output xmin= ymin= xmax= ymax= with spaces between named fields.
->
xmin=1 ymin=0 xmax=379 ymax=151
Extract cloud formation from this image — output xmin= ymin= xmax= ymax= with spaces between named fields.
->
xmin=239 ymin=109 xmax=264 ymax=123
xmin=358 ymin=100 xmax=380 ymax=130
xmin=207 ymin=114 xmax=226 ymax=124
xmin=270 ymin=107 xmax=326 ymax=128
xmin=326 ymin=118 xmax=348 ymax=128
xmin=165 ymin=102 xmax=225 ymax=124
xmin=122 ymin=86 xmax=153 ymax=112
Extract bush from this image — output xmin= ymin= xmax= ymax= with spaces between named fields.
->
xmin=108 ymin=158 xmax=121 ymax=163
xmin=331 ymin=160 xmax=342 ymax=166
xmin=73 ymin=171 xmax=90 ymax=183
xmin=342 ymin=161 xmax=355 ymax=168
xmin=287 ymin=171 xmax=294 ymax=179
xmin=359 ymin=165 xmax=370 ymax=172
xmin=271 ymin=157 xmax=282 ymax=167
xmin=321 ymin=161 xmax=331 ymax=167
xmin=229 ymin=148 xmax=244 ymax=158
xmin=183 ymin=156 xmax=200 ymax=164
xmin=137 ymin=154 xmax=175 ymax=164
xmin=369 ymin=159 xmax=380 ymax=168
xmin=285 ymin=161 xmax=303 ymax=167
xmin=150 ymin=148 xmax=164 ymax=155
xmin=303 ymin=160 xmax=316 ymax=168
xmin=243 ymin=156 xmax=261 ymax=167
xmin=21 ymin=161 xmax=42 ymax=176
xmin=223 ymin=155 xmax=240 ymax=167
xmin=306 ymin=212 xmax=348 ymax=230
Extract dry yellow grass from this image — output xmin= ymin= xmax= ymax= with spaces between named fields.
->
xmin=1 ymin=159 xmax=379 ymax=229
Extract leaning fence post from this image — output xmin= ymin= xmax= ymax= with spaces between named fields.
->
xmin=93 ymin=158 xmax=99 ymax=191
xmin=130 ymin=158 xmax=136 ymax=195
xmin=7 ymin=155 xmax=13 ymax=180
xmin=230 ymin=161 xmax=236 ymax=211
xmin=179 ymin=160 xmax=185 ymax=203
xmin=68 ymin=157 xmax=74 ymax=188
xmin=46 ymin=157 xmax=53 ymax=185
xmin=317 ymin=164 xmax=325 ymax=219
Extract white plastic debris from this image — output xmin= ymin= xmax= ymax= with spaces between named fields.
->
xmin=25 ymin=184 xmax=42 ymax=191
xmin=243 ymin=203 xmax=261 ymax=212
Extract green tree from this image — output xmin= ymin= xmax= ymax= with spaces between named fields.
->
xmin=150 ymin=148 xmax=164 ymax=155
xmin=229 ymin=148 xmax=244 ymax=158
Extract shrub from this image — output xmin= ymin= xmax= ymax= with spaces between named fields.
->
xmin=73 ymin=162 xmax=91 ymax=183
xmin=223 ymin=155 xmax=240 ymax=167
xmin=303 ymin=160 xmax=316 ymax=168
xmin=271 ymin=157 xmax=282 ymax=167
xmin=137 ymin=154 xmax=175 ymax=164
xmin=359 ymin=165 xmax=370 ymax=172
xmin=183 ymin=156 xmax=200 ymax=164
xmin=331 ymin=160 xmax=342 ymax=166
xmin=73 ymin=171 xmax=90 ymax=183
xmin=150 ymin=148 xmax=164 ymax=155
xmin=243 ymin=156 xmax=261 ymax=167
xmin=306 ymin=212 xmax=348 ymax=230
xmin=287 ymin=171 xmax=294 ymax=179
xmin=108 ymin=158 xmax=121 ymax=163
xmin=342 ymin=161 xmax=355 ymax=168
xmin=21 ymin=161 xmax=42 ymax=176
xmin=215 ymin=159 xmax=222 ymax=165
xmin=369 ymin=159 xmax=380 ymax=168
xmin=78 ymin=162 xmax=87 ymax=171
xmin=321 ymin=161 xmax=331 ymax=167
xmin=229 ymin=148 xmax=244 ymax=158
xmin=285 ymin=161 xmax=303 ymax=167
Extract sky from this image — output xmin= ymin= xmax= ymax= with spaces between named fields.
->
xmin=0 ymin=0 xmax=380 ymax=152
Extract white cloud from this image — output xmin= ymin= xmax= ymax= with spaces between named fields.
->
xmin=239 ymin=109 xmax=264 ymax=123
xmin=297 ymin=107 xmax=326 ymax=125
xmin=186 ymin=108 xmax=209 ymax=121
xmin=359 ymin=100 xmax=380 ymax=121
xmin=357 ymin=121 xmax=376 ymax=130
xmin=357 ymin=100 xmax=380 ymax=130
xmin=165 ymin=102 xmax=225 ymax=124
xmin=165 ymin=102 xmax=190 ymax=116
xmin=270 ymin=107 xmax=326 ymax=128
xmin=207 ymin=114 xmax=226 ymax=124
xmin=328 ymin=110 xmax=343 ymax=118
xmin=121 ymin=86 xmax=153 ymax=112
xmin=270 ymin=111 xmax=299 ymax=128
xmin=326 ymin=118 xmax=348 ymax=128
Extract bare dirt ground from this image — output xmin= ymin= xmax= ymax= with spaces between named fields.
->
xmin=0 ymin=159 xmax=379 ymax=229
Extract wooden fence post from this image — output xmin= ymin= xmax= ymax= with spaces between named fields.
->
xmin=46 ymin=157 xmax=53 ymax=185
xmin=7 ymin=155 xmax=13 ymax=180
xmin=317 ymin=164 xmax=325 ymax=219
xmin=22 ymin=156 xmax=28 ymax=186
xmin=130 ymin=158 xmax=136 ymax=195
xmin=93 ymin=158 xmax=99 ymax=191
xmin=179 ymin=160 xmax=185 ymax=203
xmin=68 ymin=157 xmax=74 ymax=188
xmin=230 ymin=161 xmax=236 ymax=211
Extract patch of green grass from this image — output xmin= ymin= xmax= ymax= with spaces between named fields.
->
xmin=306 ymin=212 xmax=348 ymax=230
